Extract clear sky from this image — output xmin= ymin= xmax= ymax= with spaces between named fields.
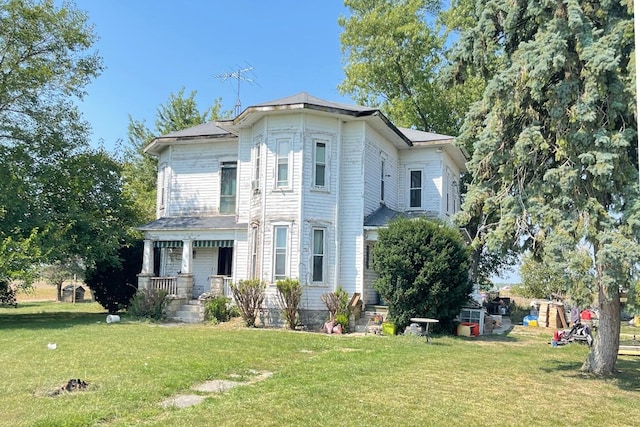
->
xmin=74 ymin=0 xmax=352 ymax=151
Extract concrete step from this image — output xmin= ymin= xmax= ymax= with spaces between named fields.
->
xmin=168 ymin=302 xmax=204 ymax=323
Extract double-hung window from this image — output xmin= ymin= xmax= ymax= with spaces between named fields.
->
xmin=159 ymin=163 xmax=168 ymax=209
xmin=252 ymin=143 xmax=261 ymax=191
xmin=380 ymin=159 xmax=386 ymax=203
xmin=274 ymin=226 xmax=288 ymax=281
xmin=251 ymin=226 xmax=259 ymax=279
xmin=312 ymin=228 xmax=325 ymax=283
xmin=314 ymin=141 xmax=326 ymax=188
xmin=220 ymin=161 xmax=237 ymax=214
xmin=276 ymin=139 xmax=290 ymax=188
xmin=409 ymin=169 xmax=422 ymax=208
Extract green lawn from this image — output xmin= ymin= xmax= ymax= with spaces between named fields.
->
xmin=1 ymin=302 xmax=639 ymax=427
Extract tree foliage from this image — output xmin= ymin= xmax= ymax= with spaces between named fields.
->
xmin=339 ymin=0 xmax=484 ymax=135
xmin=372 ymin=217 xmax=472 ymax=332
xmin=0 ymin=0 xmax=138 ymax=287
xmin=452 ymin=0 xmax=637 ymax=375
xmin=121 ymin=88 xmax=229 ymax=223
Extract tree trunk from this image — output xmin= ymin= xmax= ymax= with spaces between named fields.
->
xmin=56 ymin=282 xmax=63 ymax=302
xmin=581 ymin=287 xmax=620 ymax=375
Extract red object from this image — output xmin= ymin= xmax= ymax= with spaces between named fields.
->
xmin=553 ymin=330 xmax=560 ymax=341
xmin=580 ymin=310 xmax=592 ymax=321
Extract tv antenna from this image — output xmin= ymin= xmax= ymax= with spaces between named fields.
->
xmin=214 ymin=65 xmax=257 ymax=116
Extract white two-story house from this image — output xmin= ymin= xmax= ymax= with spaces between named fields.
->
xmin=137 ymin=93 xmax=468 ymax=325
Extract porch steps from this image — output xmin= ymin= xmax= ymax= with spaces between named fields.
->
xmin=171 ymin=300 xmax=204 ymax=323
xmin=354 ymin=305 xmax=389 ymax=334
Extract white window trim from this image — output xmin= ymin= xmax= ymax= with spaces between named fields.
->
xmin=311 ymin=227 xmax=326 ymax=284
xmin=273 ymin=224 xmax=290 ymax=282
xmin=312 ymin=139 xmax=328 ymax=190
xmin=408 ymin=168 xmax=423 ymax=209
xmin=252 ymin=143 xmax=261 ymax=192
xmin=275 ymin=138 xmax=291 ymax=190
xmin=159 ymin=162 xmax=169 ymax=210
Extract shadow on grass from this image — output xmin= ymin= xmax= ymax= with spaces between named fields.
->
xmin=0 ymin=309 xmax=108 ymax=330
xmin=541 ymin=357 xmax=640 ymax=392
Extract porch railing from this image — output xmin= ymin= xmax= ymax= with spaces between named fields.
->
xmin=150 ymin=277 xmax=178 ymax=295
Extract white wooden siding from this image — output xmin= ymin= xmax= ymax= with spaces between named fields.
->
xmin=337 ymin=121 xmax=366 ymax=297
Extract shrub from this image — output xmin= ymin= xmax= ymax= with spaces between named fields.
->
xmin=372 ymin=217 xmax=472 ymax=333
xmin=127 ymin=288 xmax=168 ymax=321
xmin=230 ymin=279 xmax=266 ymax=327
xmin=0 ymin=280 xmax=17 ymax=307
xmin=203 ymin=295 xmax=232 ymax=324
xmin=85 ymin=242 xmax=142 ymax=314
xmin=334 ymin=313 xmax=349 ymax=333
xmin=321 ymin=286 xmax=350 ymax=321
xmin=276 ymin=277 xmax=302 ymax=329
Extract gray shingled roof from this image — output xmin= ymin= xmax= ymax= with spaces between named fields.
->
xmin=364 ymin=205 xmax=439 ymax=227
xmin=158 ymin=121 xmax=233 ymax=140
xmin=253 ymin=92 xmax=377 ymax=115
xmin=397 ymin=127 xmax=454 ymax=143
xmin=138 ymin=216 xmax=246 ymax=231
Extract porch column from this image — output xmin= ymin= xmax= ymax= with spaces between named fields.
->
xmin=181 ymin=239 xmax=193 ymax=274
xmin=141 ymin=239 xmax=154 ymax=274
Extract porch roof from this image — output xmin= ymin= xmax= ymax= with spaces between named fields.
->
xmin=363 ymin=206 xmax=440 ymax=227
xmin=137 ymin=215 xmax=246 ymax=231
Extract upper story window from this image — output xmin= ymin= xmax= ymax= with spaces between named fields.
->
xmin=253 ymin=143 xmax=261 ymax=191
xmin=220 ymin=161 xmax=237 ymax=214
xmin=160 ymin=163 xmax=168 ymax=209
xmin=312 ymin=228 xmax=325 ymax=283
xmin=273 ymin=225 xmax=289 ymax=281
xmin=276 ymin=139 xmax=290 ymax=188
xmin=409 ymin=169 xmax=422 ymax=208
xmin=314 ymin=141 xmax=326 ymax=188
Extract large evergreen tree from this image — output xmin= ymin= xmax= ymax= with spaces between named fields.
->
xmin=453 ymin=0 xmax=638 ymax=375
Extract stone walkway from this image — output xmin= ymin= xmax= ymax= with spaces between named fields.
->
xmin=161 ymin=370 xmax=273 ymax=409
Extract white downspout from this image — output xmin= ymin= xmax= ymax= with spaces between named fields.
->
xmin=334 ymin=119 xmax=342 ymax=292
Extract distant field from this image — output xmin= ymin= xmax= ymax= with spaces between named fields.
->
xmin=17 ymin=281 xmax=88 ymax=302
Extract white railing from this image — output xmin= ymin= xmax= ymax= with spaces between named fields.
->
xmin=224 ymin=277 xmax=234 ymax=297
xmin=150 ymin=277 xmax=178 ymax=295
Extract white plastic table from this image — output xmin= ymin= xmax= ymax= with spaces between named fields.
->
xmin=409 ymin=317 xmax=439 ymax=343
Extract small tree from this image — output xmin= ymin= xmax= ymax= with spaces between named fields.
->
xmin=230 ymin=279 xmax=266 ymax=327
xmin=40 ymin=258 xmax=84 ymax=302
xmin=373 ymin=217 xmax=472 ymax=333
xmin=276 ymin=277 xmax=302 ymax=330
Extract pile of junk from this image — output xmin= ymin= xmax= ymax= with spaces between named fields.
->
xmin=551 ymin=322 xmax=594 ymax=347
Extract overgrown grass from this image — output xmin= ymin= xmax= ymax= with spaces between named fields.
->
xmin=1 ymin=302 xmax=639 ymax=426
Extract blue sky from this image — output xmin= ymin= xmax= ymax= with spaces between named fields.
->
xmin=75 ymin=0 xmax=351 ymax=151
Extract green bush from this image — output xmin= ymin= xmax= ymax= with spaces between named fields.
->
xmin=203 ymin=295 xmax=232 ymax=324
xmin=372 ymin=217 xmax=472 ymax=333
xmin=334 ymin=313 xmax=349 ymax=333
xmin=230 ymin=279 xmax=266 ymax=327
xmin=276 ymin=277 xmax=302 ymax=329
xmin=127 ymin=288 xmax=168 ymax=321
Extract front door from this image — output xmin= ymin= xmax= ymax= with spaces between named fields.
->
xmin=218 ymin=247 xmax=233 ymax=277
